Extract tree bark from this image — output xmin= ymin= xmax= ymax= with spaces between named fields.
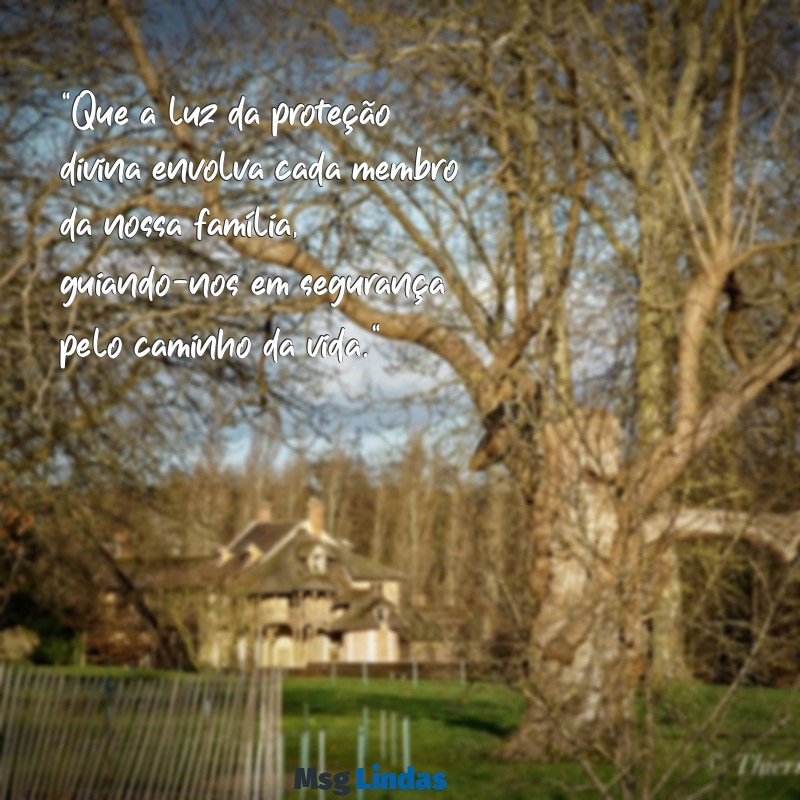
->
xmin=506 ymin=409 xmax=645 ymax=758
xmin=649 ymin=549 xmax=692 ymax=684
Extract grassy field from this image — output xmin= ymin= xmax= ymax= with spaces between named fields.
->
xmin=281 ymin=676 xmax=800 ymax=799
xmin=6 ymin=666 xmax=800 ymax=798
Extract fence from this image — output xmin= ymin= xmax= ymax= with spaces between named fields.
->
xmin=292 ymin=659 xmax=528 ymax=683
xmin=0 ymin=665 xmax=283 ymax=800
xmin=295 ymin=709 xmax=413 ymax=800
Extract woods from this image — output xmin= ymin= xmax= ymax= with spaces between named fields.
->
xmin=2 ymin=0 xmax=799 ymax=794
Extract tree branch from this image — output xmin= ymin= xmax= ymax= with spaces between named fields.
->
xmin=644 ymin=509 xmax=800 ymax=563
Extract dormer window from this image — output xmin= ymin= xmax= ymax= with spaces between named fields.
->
xmin=244 ymin=542 xmax=262 ymax=566
xmin=308 ymin=545 xmax=327 ymax=575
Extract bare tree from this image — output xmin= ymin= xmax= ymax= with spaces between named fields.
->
xmin=4 ymin=0 xmax=799 ymax=782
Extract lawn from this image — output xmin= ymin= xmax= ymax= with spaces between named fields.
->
xmin=4 ymin=666 xmax=800 ymax=798
xmin=281 ymin=676 xmax=800 ymax=799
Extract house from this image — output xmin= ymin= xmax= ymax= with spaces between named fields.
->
xmin=90 ymin=499 xmax=409 ymax=669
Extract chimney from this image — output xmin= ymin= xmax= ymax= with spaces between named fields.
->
xmin=256 ymin=503 xmax=272 ymax=524
xmin=307 ymin=497 xmax=325 ymax=536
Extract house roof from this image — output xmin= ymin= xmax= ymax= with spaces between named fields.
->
xmin=328 ymin=591 xmax=403 ymax=633
xmin=229 ymin=520 xmax=298 ymax=555
xmin=101 ymin=514 xmax=405 ymax=601
xmin=225 ymin=520 xmax=405 ymax=591
xmin=228 ymin=536 xmax=341 ymax=596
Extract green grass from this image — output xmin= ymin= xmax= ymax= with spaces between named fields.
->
xmin=12 ymin=667 xmax=800 ymax=798
xmin=282 ymin=677 xmax=800 ymax=799
xmin=283 ymin=677 xmax=585 ymax=799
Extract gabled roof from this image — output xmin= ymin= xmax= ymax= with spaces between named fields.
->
xmin=228 ymin=531 xmax=341 ymax=596
xmin=228 ymin=520 xmax=298 ymax=556
xmin=328 ymin=591 xmax=403 ymax=633
xmin=223 ymin=516 xmax=405 ymax=591
xmin=103 ymin=514 xmax=405 ymax=599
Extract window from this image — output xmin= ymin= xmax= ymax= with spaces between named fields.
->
xmin=308 ymin=545 xmax=327 ymax=575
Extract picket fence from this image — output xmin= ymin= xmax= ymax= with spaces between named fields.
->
xmin=0 ymin=665 xmax=283 ymax=799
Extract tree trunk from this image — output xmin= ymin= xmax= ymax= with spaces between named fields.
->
xmin=507 ymin=583 xmax=640 ymax=759
xmin=649 ymin=549 xmax=692 ymax=684
xmin=635 ymin=250 xmax=692 ymax=687
xmin=505 ymin=409 xmax=645 ymax=758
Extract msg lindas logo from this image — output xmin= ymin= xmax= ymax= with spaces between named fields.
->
xmin=294 ymin=764 xmax=447 ymax=795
